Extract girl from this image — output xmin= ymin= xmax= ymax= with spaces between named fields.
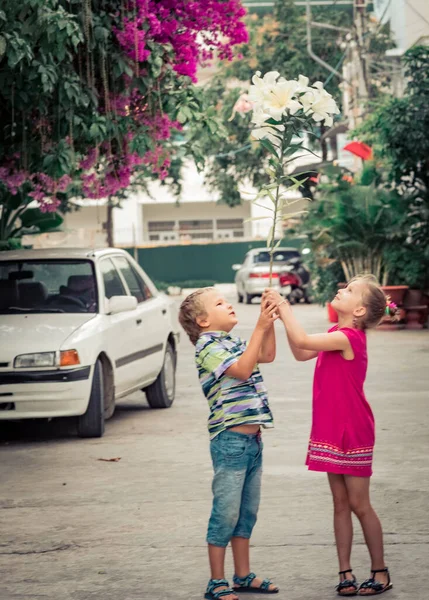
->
xmin=264 ymin=275 xmax=396 ymax=597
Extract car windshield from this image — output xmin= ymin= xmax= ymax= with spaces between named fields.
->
xmin=253 ymin=250 xmax=299 ymax=264
xmin=0 ymin=260 xmax=98 ymax=314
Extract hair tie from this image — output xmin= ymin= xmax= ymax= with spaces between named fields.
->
xmin=385 ymin=297 xmax=397 ymax=315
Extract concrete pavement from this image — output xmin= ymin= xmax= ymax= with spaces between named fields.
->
xmin=1 ymin=299 xmax=428 ymax=600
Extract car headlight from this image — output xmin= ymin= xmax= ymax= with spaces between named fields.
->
xmin=14 ymin=350 xmax=81 ymax=369
xmin=14 ymin=352 xmax=57 ymax=369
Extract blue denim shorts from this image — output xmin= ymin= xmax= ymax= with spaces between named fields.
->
xmin=207 ymin=429 xmax=263 ymax=547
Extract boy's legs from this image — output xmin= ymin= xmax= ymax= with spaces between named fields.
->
xmin=230 ymin=436 xmax=277 ymax=592
xmin=206 ymin=432 xmax=249 ymax=598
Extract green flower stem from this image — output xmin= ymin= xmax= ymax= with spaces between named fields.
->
xmin=268 ymin=126 xmax=287 ymax=286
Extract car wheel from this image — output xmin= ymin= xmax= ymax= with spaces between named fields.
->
xmin=244 ymin=291 xmax=254 ymax=305
xmin=145 ymin=343 xmax=176 ymax=409
xmin=78 ymin=360 xmax=105 ymax=438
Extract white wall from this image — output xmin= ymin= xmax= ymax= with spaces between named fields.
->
xmin=379 ymin=0 xmax=429 ymax=51
xmin=112 ymin=146 xmax=322 ymax=246
xmin=23 ymin=203 xmax=108 ymax=249
xmin=142 ymin=200 xmax=251 ymax=239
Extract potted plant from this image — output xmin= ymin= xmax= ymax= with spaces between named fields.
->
xmin=384 ymin=246 xmax=429 ymax=329
xmin=292 ymin=167 xmax=408 ymax=321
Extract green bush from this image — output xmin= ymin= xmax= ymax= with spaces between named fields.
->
xmin=384 ymin=246 xmax=429 ymax=290
xmin=0 ymin=238 xmax=23 ymax=251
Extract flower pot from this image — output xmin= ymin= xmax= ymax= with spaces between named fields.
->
xmin=380 ymin=285 xmax=409 ymax=306
xmin=327 ymin=302 xmax=338 ymax=323
xmin=377 ymin=286 xmax=408 ymax=330
xmin=404 ymin=289 xmax=426 ymax=330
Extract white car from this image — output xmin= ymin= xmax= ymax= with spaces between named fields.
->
xmin=233 ymin=247 xmax=300 ymax=304
xmin=0 ymin=248 xmax=180 ymax=437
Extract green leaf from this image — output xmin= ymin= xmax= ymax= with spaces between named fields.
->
xmin=177 ymin=108 xmax=187 ymax=124
xmin=0 ymin=35 xmax=6 ymax=59
xmin=20 ymin=208 xmax=64 ymax=232
xmin=207 ymin=119 xmax=218 ymax=135
xmin=94 ymin=26 xmax=108 ymax=42
xmin=259 ymin=138 xmax=279 ymax=158
xmin=273 ymin=237 xmax=284 ymax=250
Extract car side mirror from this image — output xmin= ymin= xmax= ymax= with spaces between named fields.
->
xmin=232 ymin=264 xmax=242 ymax=271
xmin=107 ymin=295 xmax=138 ymax=315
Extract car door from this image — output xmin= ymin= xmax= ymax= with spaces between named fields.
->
xmin=112 ymin=255 xmax=167 ymax=388
xmin=98 ymin=257 xmax=143 ymax=395
xmin=239 ymin=253 xmax=252 ymax=293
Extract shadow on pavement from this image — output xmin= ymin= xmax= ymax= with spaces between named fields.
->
xmin=0 ymin=395 xmax=151 ymax=443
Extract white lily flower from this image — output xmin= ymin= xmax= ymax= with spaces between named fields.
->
xmin=264 ymin=79 xmax=302 ymax=120
xmin=262 ymin=71 xmax=281 ymax=85
xmin=251 ymin=126 xmax=283 ymax=153
xmin=300 ymin=82 xmax=339 ymax=126
xmin=251 ymin=106 xmax=272 ymax=126
xmin=249 ymin=70 xmax=281 ymax=108
xmin=296 ymin=74 xmax=310 ymax=93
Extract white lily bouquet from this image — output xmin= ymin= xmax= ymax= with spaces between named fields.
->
xmin=246 ymin=71 xmax=340 ymax=282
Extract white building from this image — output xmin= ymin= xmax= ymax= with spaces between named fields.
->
xmin=40 ymin=156 xmax=308 ymax=249
xmin=111 ymin=161 xmax=308 ymax=247
xmin=375 ymin=0 xmax=429 ymax=52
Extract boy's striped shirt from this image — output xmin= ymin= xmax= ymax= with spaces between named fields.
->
xmin=195 ymin=331 xmax=274 ymax=439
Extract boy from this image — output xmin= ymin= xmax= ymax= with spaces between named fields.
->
xmin=179 ymin=287 xmax=279 ymax=600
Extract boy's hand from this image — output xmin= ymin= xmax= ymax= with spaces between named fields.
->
xmin=256 ymin=299 xmax=278 ymax=330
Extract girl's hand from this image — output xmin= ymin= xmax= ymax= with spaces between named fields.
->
xmin=256 ymin=300 xmax=278 ymax=331
xmin=263 ymin=288 xmax=285 ymax=307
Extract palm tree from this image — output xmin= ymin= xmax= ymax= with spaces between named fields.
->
xmin=301 ymin=177 xmax=407 ymax=285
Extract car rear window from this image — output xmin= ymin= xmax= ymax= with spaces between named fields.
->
xmin=253 ymin=250 xmax=300 ymax=264
xmin=0 ymin=260 xmax=97 ymax=314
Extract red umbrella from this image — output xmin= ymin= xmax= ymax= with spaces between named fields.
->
xmin=343 ymin=141 xmax=373 ymax=160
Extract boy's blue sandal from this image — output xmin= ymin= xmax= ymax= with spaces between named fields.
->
xmin=205 ymin=579 xmax=237 ymax=599
xmin=232 ymin=573 xmax=279 ymax=594
xmin=336 ymin=570 xmax=359 ymax=596
xmin=358 ymin=568 xmax=393 ymax=596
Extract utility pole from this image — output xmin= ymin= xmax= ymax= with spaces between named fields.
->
xmin=305 ymin=0 xmax=372 ymax=128
xmin=354 ymin=0 xmax=369 ymax=106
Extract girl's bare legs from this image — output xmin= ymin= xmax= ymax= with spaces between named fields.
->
xmin=344 ymin=475 xmax=388 ymax=594
xmin=328 ymin=474 xmax=356 ymax=594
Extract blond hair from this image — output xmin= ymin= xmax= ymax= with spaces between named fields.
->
xmin=349 ymin=274 xmax=398 ymax=330
xmin=179 ymin=287 xmax=215 ymax=345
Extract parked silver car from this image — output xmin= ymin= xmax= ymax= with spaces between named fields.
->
xmin=233 ymin=247 xmax=301 ymax=304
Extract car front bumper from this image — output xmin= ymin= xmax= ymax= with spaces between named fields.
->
xmin=0 ymin=366 xmax=93 ymax=419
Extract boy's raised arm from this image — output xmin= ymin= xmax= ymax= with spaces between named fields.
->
xmin=226 ymin=302 xmax=277 ymax=380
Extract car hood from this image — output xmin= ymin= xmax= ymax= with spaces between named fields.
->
xmin=0 ymin=314 xmax=96 ymax=366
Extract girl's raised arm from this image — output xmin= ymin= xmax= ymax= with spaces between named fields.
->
xmin=264 ymin=290 xmax=351 ymax=354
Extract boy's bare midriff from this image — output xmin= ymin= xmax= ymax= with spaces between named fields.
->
xmin=229 ymin=424 xmax=261 ymax=434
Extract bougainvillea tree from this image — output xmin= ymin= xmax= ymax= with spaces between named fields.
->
xmin=0 ymin=0 xmax=247 ymax=244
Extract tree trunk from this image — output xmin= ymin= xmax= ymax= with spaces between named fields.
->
xmin=320 ymin=125 xmax=328 ymax=161
xmin=106 ymin=197 xmax=114 ymax=247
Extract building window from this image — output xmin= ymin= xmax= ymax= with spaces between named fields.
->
xmin=233 ymin=231 xmax=244 ymax=238
xmin=149 ymin=234 xmax=160 ymax=241
xmin=189 ymin=232 xmax=214 ymax=240
xmin=148 ymin=221 xmax=175 ymax=232
xmin=216 ymin=218 xmax=244 ymax=230
xmin=179 ymin=220 xmax=213 ymax=231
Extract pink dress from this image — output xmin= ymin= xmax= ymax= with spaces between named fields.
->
xmin=306 ymin=326 xmax=375 ymax=477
